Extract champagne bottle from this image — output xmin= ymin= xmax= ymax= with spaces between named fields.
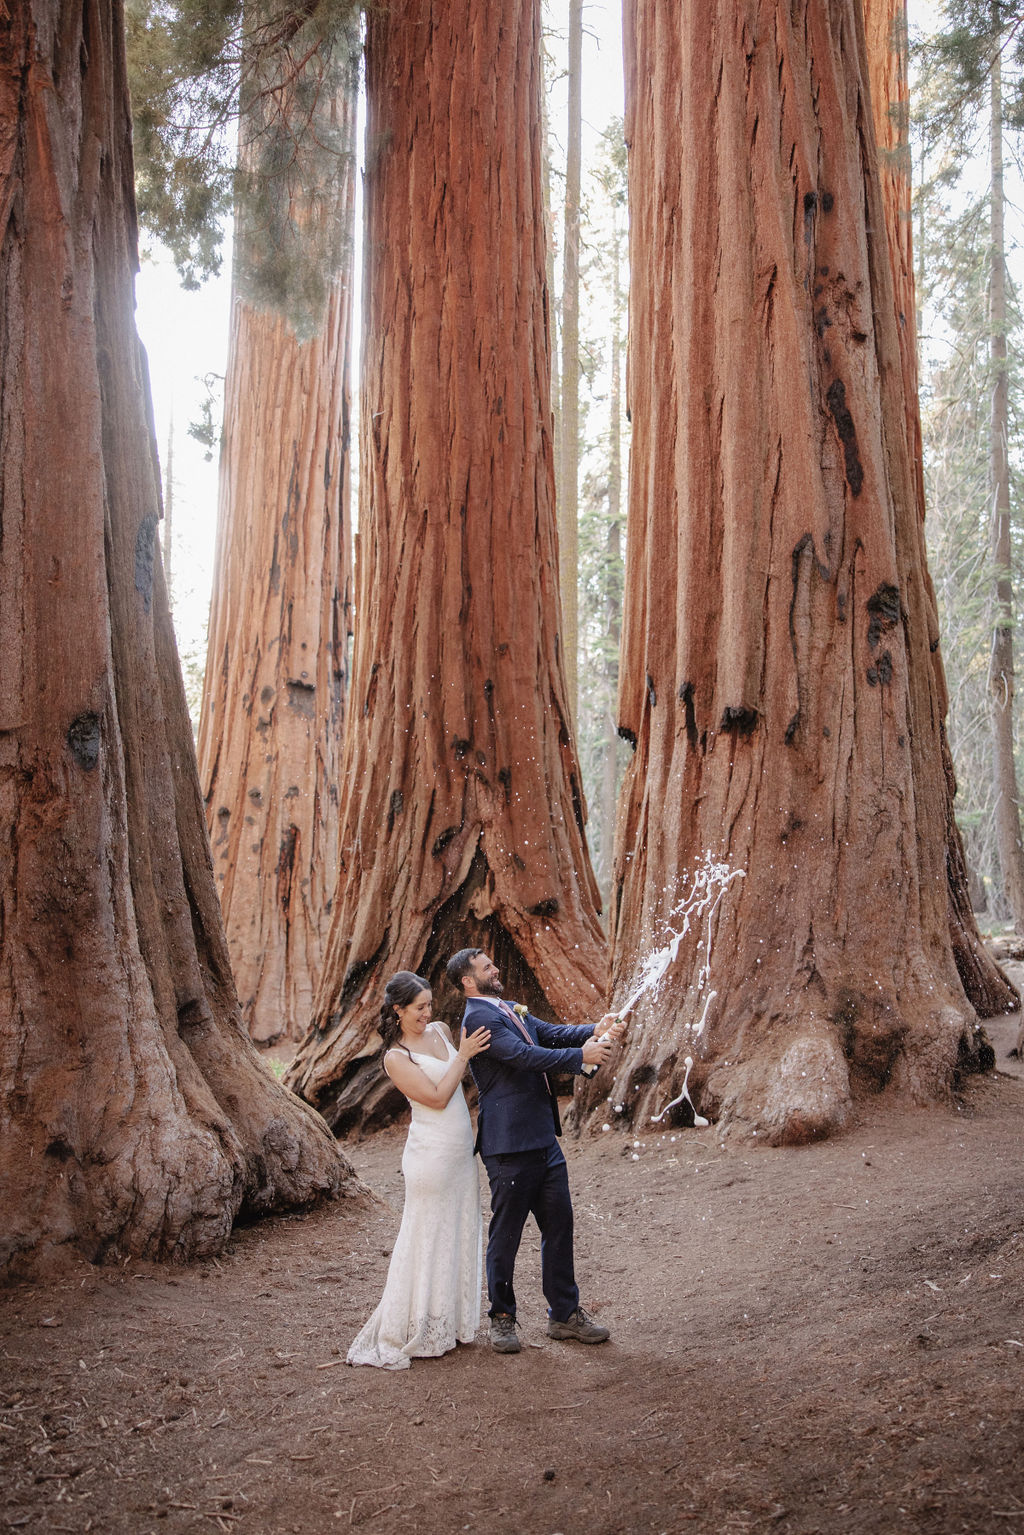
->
xmin=580 ymin=1015 xmax=621 ymax=1078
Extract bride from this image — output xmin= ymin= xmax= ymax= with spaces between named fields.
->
xmin=347 ymin=971 xmax=491 ymax=1369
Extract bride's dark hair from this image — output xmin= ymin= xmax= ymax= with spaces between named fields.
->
xmin=379 ymin=971 xmax=430 ymax=1052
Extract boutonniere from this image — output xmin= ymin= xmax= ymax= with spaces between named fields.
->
xmin=513 ymin=1004 xmax=527 ymax=1019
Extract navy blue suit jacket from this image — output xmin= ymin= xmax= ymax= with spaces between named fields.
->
xmin=462 ymin=995 xmax=594 ymax=1156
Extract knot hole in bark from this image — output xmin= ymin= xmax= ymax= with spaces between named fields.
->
xmin=432 ymin=825 xmax=460 ymax=858
xmin=720 ymin=706 xmax=759 ymax=738
xmin=67 ymin=713 xmax=101 ymax=771
xmin=286 ymin=680 xmax=315 ymax=717
xmin=570 ymin=771 xmax=585 ymax=839
xmin=866 ymin=583 xmax=901 ymax=649
xmin=866 ymin=653 xmax=893 ymax=688
xmin=679 ymin=682 xmax=699 ymax=750
xmin=825 ymin=379 xmax=863 ymax=496
xmin=865 ymin=584 xmax=901 ymax=688
xmin=276 ymin=825 xmax=299 ymax=912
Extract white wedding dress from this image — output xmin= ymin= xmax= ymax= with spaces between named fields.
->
xmin=347 ymin=1024 xmax=483 ymax=1369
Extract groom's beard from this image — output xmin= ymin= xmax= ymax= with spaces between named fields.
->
xmin=477 ymin=977 xmax=504 ymax=997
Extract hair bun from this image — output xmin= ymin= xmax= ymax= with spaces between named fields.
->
xmin=378 ymin=970 xmax=430 ymax=1053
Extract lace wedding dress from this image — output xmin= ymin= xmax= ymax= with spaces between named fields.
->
xmin=347 ymin=1024 xmax=483 ymax=1369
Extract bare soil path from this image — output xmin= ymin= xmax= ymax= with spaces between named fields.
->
xmin=2 ymin=1028 xmax=1022 ymax=1535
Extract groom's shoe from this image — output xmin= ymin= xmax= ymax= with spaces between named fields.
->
xmin=489 ymin=1312 xmax=521 ymax=1354
xmin=546 ymin=1306 xmax=610 ymax=1344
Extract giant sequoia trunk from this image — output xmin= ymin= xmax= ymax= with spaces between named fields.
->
xmin=986 ymin=39 xmax=1024 ymax=931
xmin=864 ymin=0 xmax=1016 ymax=1007
xmin=197 ymin=52 xmax=356 ymax=1047
xmin=597 ymin=0 xmax=992 ymax=1147
xmin=0 ymin=0 xmax=352 ymax=1277
xmin=288 ymin=0 xmax=607 ymax=1131
xmin=559 ymin=0 xmax=584 ymax=724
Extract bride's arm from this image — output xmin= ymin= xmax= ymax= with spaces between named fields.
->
xmin=383 ymin=1027 xmax=491 ymax=1109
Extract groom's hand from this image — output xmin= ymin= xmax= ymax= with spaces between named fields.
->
xmin=582 ymin=1033 xmax=614 ymax=1068
xmin=597 ymin=1012 xmax=625 ymax=1041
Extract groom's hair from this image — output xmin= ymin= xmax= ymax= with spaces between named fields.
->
xmin=446 ymin=948 xmax=483 ymax=992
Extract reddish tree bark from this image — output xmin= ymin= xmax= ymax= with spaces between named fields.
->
xmin=287 ymin=0 xmax=607 ymax=1131
xmin=197 ymin=72 xmax=356 ymax=1047
xmin=598 ymin=0 xmax=991 ymax=1147
xmin=559 ymin=0 xmax=584 ymax=723
xmin=0 ymin=0 xmax=353 ymax=1277
xmin=863 ymin=0 xmax=1016 ymax=1011
xmin=985 ymin=38 xmax=1024 ymax=932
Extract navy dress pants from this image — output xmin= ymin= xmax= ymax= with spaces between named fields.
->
xmin=481 ymin=1142 xmax=579 ymax=1323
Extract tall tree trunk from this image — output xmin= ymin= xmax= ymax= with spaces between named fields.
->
xmin=986 ymin=32 xmax=1024 ymax=929
xmin=597 ymin=194 xmax=626 ymax=903
xmin=559 ymin=0 xmax=583 ymax=724
xmin=197 ymin=49 xmax=357 ymax=1047
xmin=287 ymin=0 xmax=608 ymax=1133
xmin=542 ymin=56 xmax=562 ymax=551
xmin=0 ymin=0 xmax=352 ymax=1278
xmin=599 ymin=0 xmax=989 ymax=1147
xmin=864 ymin=0 xmax=1016 ymax=1008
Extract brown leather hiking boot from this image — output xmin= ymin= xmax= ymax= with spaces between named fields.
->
xmin=489 ymin=1312 xmax=521 ymax=1353
xmin=546 ymin=1305 xmax=610 ymax=1344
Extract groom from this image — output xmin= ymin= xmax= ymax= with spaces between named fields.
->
xmin=446 ymin=947 xmax=621 ymax=1355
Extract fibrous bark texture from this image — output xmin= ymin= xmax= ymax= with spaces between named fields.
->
xmin=599 ymin=0 xmax=990 ymax=1147
xmin=864 ymin=0 xmax=1016 ymax=1011
xmin=986 ymin=40 xmax=1024 ymax=933
xmin=0 ymin=0 xmax=352 ymax=1277
xmin=558 ymin=0 xmax=583 ymax=724
xmin=197 ymin=81 xmax=356 ymax=1047
xmin=288 ymin=0 xmax=607 ymax=1131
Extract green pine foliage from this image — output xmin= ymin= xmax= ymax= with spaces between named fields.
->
xmin=127 ymin=0 xmax=359 ymax=331
xmin=919 ymin=2 xmax=1024 ymax=136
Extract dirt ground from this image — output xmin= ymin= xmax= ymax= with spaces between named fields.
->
xmin=2 ymin=1020 xmax=1022 ymax=1535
